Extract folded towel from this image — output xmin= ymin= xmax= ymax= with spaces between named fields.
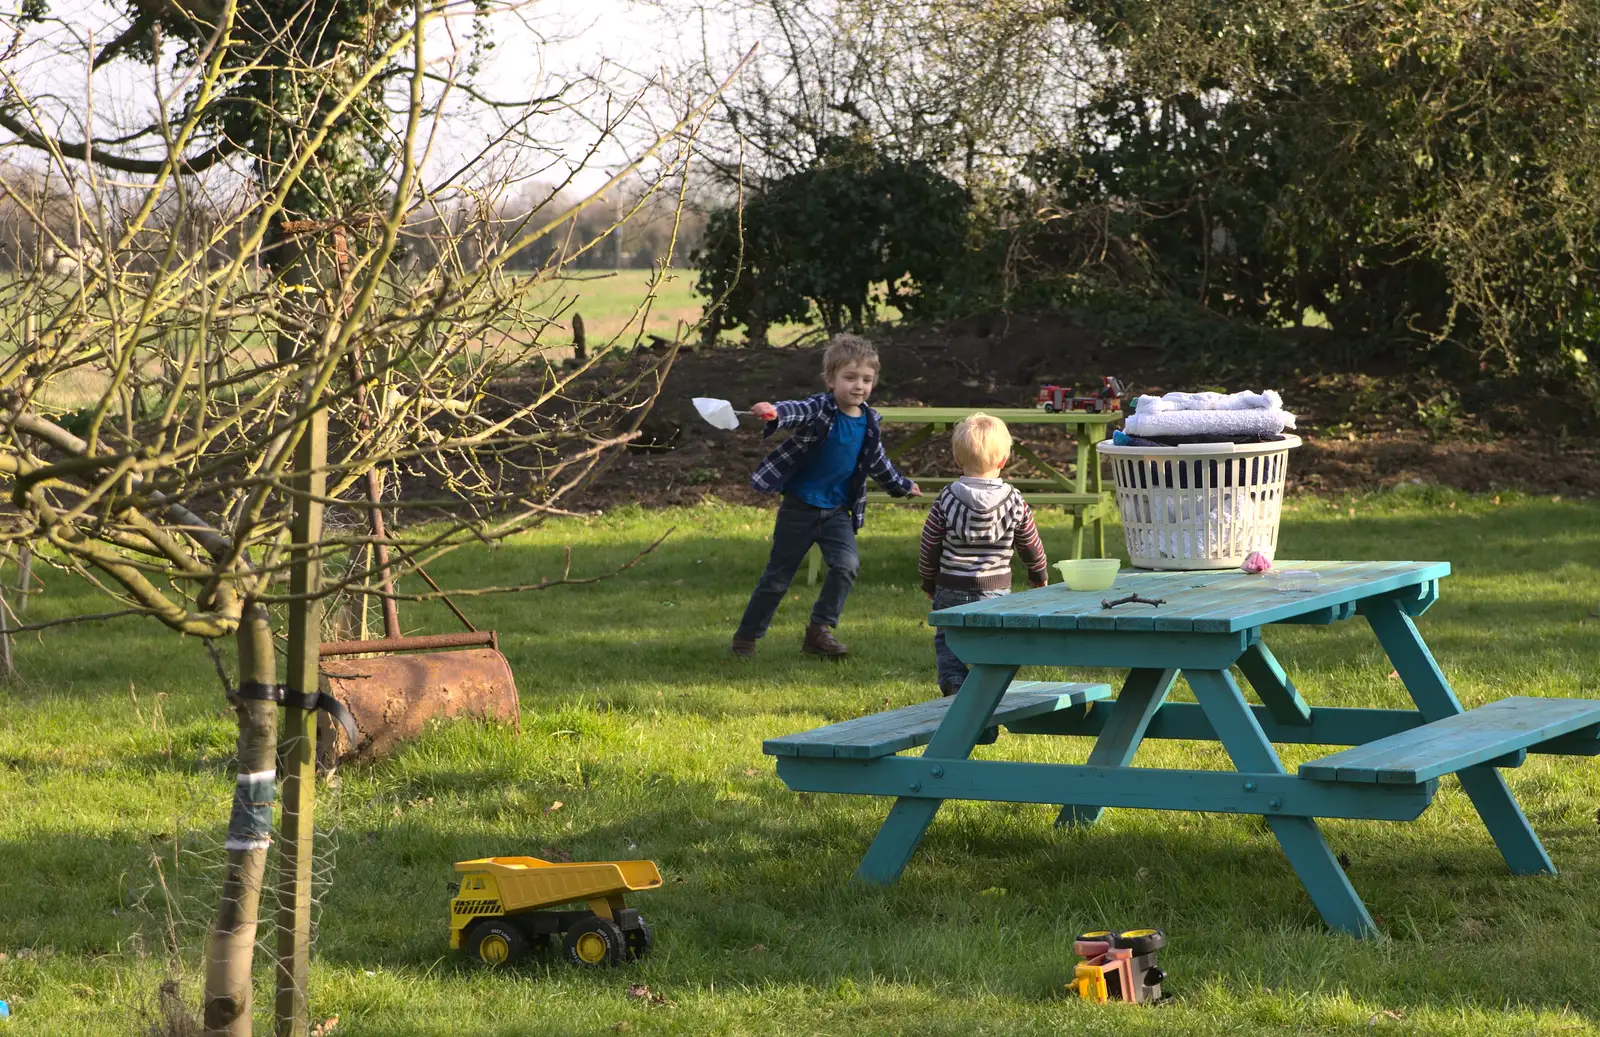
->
xmin=1125 ymin=407 xmax=1295 ymax=439
xmin=1112 ymin=430 xmax=1288 ymax=446
xmin=1135 ymin=390 xmax=1283 ymax=415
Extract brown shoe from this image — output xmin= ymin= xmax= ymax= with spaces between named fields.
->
xmin=729 ymin=635 xmax=758 ymax=659
xmin=803 ymin=624 xmax=848 ymax=658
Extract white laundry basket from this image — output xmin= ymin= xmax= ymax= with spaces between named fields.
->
xmin=1096 ymin=436 xmax=1301 ymax=570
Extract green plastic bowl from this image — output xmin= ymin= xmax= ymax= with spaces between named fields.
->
xmin=1054 ymin=558 xmax=1121 ymax=591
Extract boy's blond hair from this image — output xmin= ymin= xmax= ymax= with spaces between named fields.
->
xmin=822 ymin=333 xmax=880 ymax=381
xmin=952 ymin=412 xmax=1012 ymax=473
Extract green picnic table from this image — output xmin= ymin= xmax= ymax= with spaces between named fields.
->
xmin=764 ymin=562 xmax=1600 ymax=937
xmin=806 ymin=406 xmax=1121 ymax=586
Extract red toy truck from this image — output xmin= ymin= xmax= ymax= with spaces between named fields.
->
xmin=1036 ymin=376 xmax=1126 ymax=413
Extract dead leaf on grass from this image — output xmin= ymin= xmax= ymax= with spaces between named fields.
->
xmin=1387 ymin=670 xmax=1399 ymax=680
xmin=1365 ymin=1009 xmax=1404 ymax=1025
xmin=626 ymin=983 xmax=673 ymax=1007
xmin=746 ymin=943 xmax=767 ymax=954
xmin=796 ymin=792 xmax=814 ymax=808
xmin=540 ymin=846 xmax=574 ymax=862
xmin=544 ymin=801 xmax=564 ymax=815
xmin=744 ymin=768 xmax=758 ymax=777
xmin=311 ymin=1016 xmax=340 ymax=1036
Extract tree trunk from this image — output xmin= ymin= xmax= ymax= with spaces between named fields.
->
xmin=572 ymin=312 xmax=587 ymax=362
xmin=15 ymin=545 xmax=32 ymax=614
xmin=746 ymin=283 xmax=769 ymax=348
xmin=203 ymin=603 xmax=278 ymax=1036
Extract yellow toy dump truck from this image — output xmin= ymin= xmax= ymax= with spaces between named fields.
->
xmin=450 ymin=856 xmax=662 ymax=967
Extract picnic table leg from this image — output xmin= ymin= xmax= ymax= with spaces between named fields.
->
xmin=1088 ymin=426 xmax=1106 ymax=559
xmin=1055 ymin=668 xmax=1177 ymax=828
xmin=1186 ymin=668 xmax=1378 ymax=938
xmin=885 ymin=423 xmax=937 ymax=461
xmin=855 ymin=663 xmax=1020 ymax=885
xmin=1237 ymin=643 xmax=1313 ymax=726
xmin=1364 ymin=598 xmax=1554 ymax=876
xmin=1073 ymin=428 xmax=1092 ymax=560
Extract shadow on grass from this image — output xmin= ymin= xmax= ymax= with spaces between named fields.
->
xmin=306 ymin=779 xmax=1600 ymax=1022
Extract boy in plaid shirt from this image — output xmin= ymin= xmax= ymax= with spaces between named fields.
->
xmin=731 ymin=335 xmax=921 ymax=658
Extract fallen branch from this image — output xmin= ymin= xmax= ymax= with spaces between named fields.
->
xmin=1101 ymin=593 xmax=1166 ymax=610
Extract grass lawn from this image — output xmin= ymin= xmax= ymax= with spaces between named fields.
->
xmin=518 ymin=268 xmax=868 ymax=351
xmin=2 ymin=491 xmax=1599 ymax=1035
xmin=521 ymin=268 xmax=705 ymax=351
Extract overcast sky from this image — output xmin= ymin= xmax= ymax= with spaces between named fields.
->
xmin=4 ymin=0 xmax=709 ymax=193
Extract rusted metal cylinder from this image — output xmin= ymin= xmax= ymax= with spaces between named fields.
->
xmin=316 ymin=647 xmax=519 ymax=766
xmin=319 ymin=630 xmax=498 ymax=657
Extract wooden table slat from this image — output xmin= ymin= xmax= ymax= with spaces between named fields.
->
xmin=763 ymin=682 xmax=1112 ymax=760
xmin=934 ymin=562 xmax=1450 ymax=633
xmin=1189 ymin=563 xmax=1450 ymax=632
xmin=874 ymin=407 xmax=1121 ymax=426
xmin=1299 ymin=697 xmax=1600 ymax=784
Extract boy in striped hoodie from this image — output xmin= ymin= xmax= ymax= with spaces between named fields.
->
xmin=919 ymin=413 xmax=1049 ymax=696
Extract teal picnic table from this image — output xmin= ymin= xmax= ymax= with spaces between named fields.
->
xmin=764 ymin=562 xmax=1600 ymax=937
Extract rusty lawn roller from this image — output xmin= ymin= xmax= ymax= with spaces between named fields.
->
xmin=313 ymin=527 xmax=521 ymax=768
xmin=316 ymin=630 xmax=520 ymax=768
xmin=314 ymin=332 xmax=520 ymax=767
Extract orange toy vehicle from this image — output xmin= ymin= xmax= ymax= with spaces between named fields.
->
xmin=1069 ymin=928 xmax=1169 ymax=1004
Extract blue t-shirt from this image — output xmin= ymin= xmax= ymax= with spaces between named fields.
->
xmin=784 ymin=410 xmax=867 ymax=509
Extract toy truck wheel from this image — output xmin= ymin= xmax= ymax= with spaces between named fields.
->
xmin=469 ymin=920 xmax=528 ymax=966
xmin=564 ymin=917 xmax=625 ymax=967
xmin=1076 ymin=929 xmax=1115 ymax=944
xmin=624 ymin=917 xmax=654 ymax=961
xmin=1043 ymin=402 xmax=1057 ymax=413
xmin=1114 ymin=928 xmax=1166 ymax=955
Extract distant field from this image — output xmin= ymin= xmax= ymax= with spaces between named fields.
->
xmin=523 ymin=269 xmax=706 ymax=350
xmin=518 ymin=269 xmax=815 ymax=351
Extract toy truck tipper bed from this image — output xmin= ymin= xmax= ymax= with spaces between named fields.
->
xmin=451 ymin=856 xmax=662 ymax=967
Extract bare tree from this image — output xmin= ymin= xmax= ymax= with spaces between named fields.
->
xmin=657 ymin=0 xmax=1104 ymax=189
xmin=0 ymin=1 xmax=743 ymax=1032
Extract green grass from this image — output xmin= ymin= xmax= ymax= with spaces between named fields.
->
xmin=519 ymin=269 xmax=811 ymax=350
xmin=518 ymin=268 xmax=705 ymax=350
xmin=519 ymin=268 xmax=876 ymax=350
xmin=3 ymin=490 xmax=1600 ymax=1034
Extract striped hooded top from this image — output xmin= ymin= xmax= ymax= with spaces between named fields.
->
xmin=918 ymin=478 xmax=1048 ymax=593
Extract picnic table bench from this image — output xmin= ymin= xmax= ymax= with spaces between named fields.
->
xmin=806 ymin=406 xmax=1121 ymax=586
xmin=764 ymin=561 xmax=1600 ymax=937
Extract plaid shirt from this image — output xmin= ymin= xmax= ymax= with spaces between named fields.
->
xmin=750 ymin=393 xmax=915 ymax=530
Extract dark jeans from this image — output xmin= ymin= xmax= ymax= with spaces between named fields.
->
xmin=736 ymin=498 xmax=859 ymax=639
xmin=931 ymin=585 xmax=1009 ymax=690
